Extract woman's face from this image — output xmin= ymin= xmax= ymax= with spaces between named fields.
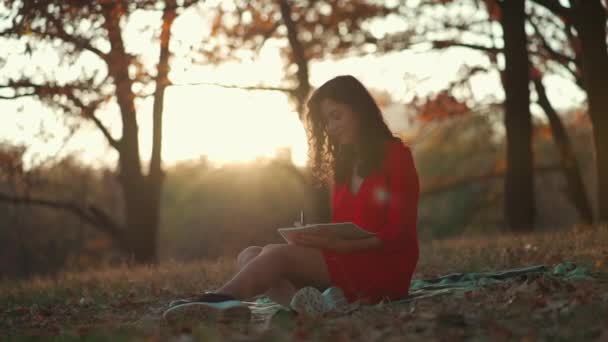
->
xmin=319 ymin=98 xmax=359 ymax=145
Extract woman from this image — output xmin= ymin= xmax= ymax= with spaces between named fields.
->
xmin=163 ymin=75 xmax=420 ymax=321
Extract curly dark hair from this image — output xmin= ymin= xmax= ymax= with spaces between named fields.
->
xmin=305 ymin=75 xmax=397 ymax=187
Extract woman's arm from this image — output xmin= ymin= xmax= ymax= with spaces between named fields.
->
xmin=373 ymin=142 xmax=419 ymax=252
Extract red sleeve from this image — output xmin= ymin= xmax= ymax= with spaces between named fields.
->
xmin=374 ymin=142 xmax=420 ymax=252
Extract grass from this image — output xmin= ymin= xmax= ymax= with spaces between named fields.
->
xmin=1 ymin=225 xmax=608 ymax=340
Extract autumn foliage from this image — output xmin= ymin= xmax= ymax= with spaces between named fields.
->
xmin=413 ymin=91 xmax=470 ymax=123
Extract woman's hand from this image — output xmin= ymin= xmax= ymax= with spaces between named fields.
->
xmin=292 ymin=231 xmax=350 ymax=253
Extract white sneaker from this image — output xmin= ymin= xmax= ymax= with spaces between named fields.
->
xmin=322 ymin=286 xmax=360 ymax=314
xmin=289 ymin=287 xmax=328 ymax=318
xmin=289 ymin=286 xmax=359 ymax=318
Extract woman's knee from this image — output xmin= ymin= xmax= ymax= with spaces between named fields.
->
xmin=259 ymin=244 xmax=330 ymax=288
xmin=258 ymin=244 xmax=292 ymax=269
xmin=261 ymin=243 xmax=287 ymax=254
xmin=236 ymin=245 xmax=262 ymax=268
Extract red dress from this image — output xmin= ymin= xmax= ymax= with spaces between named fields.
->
xmin=322 ymin=139 xmax=420 ymax=303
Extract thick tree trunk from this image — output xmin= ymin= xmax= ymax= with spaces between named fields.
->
xmin=534 ymin=78 xmax=593 ymax=224
xmin=572 ymin=0 xmax=608 ymax=222
xmin=122 ymin=185 xmax=158 ymax=263
xmin=501 ymin=0 xmax=535 ymax=231
xmin=104 ymin=8 xmax=154 ymax=262
xmin=99 ymin=1 xmax=177 ymax=263
xmin=592 ymin=118 xmax=608 ymax=222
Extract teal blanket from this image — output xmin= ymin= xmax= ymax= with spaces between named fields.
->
xmin=395 ymin=261 xmax=594 ymax=304
xmin=249 ymin=262 xmax=597 ymax=321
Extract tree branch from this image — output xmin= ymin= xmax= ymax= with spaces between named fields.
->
xmin=172 ymin=81 xmax=297 ymax=95
xmin=431 ymin=40 xmax=502 ymax=54
xmin=0 ymin=92 xmax=35 ymax=100
xmin=530 ymin=0 xmax=572 ymax=18
xmin=527 ymin=15 xmax=584 ymax=88
xmin=60 ymin=92 xmax=121 ymax=151
xmin=38 ymin=12 xmax=109 ymax=62
xmin=0 ymin=192 xmax=125 ymax=246
xmin=1 ymin=80 xmax=120 ymax=150
xmin=533 ymin=76 xmax=593 ymax=223
xmin=431 ymin=38 xmax=580 ymax=88
xmin=421 ymin=164 xmax=561 ymax=198
xmin=87 ymin=110 xmax=121 ymax=151
xmin=150 ymin=0 xmax=177 ymax=180
xmin=527 ymin=16 xmax=578 ymax=64
xmin=0 ymin=80 xmax=90 ymax=94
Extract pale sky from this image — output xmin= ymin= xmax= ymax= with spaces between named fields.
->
xmin=0 ymin=4 xmax=586 ymax=170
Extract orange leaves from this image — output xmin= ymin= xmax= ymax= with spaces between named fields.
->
xmin=482 ymin=0 xmax=502 ymax=21
xmin=534 ymin=124 xmax=553 ymax=140
xmin=250 ymin=8 xmax=276 ymax=33
xmin=0 ymin=144 xmax=26 ymax=178
xmin=493 ymin=157 xmax=507 ymax=173
xmin=210 ymin=8 xmax=224 ymax=37
xmin=571 ymin=108 xmax=591 ymax=128
xmin=84 ymin=238 xmax=112 ymax=251
xmin=414 ymin=91 xmax=470 ymax=122
xmin=530 ymin=66 xmax=543 ymax=81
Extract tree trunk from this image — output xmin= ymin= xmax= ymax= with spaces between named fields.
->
xmin=105 ymin=16 xmax=155 ymax=262
xmin=593 ymin=115 xmax=608 ymax=223
xmin=122 ymin=185 xmax=158 ymax=263
xmin=534 ymin=78 xmax=593 ymax=224
xmin=279 ymin=0 xmax=330 ymax=221
xmin=101 ymin=1 xmax=178 ymax=263
xmin=501 ymin=0 xmax=535 ymax=231
xmin=278 ymin=0 xmax=311 ymax=117
xmin=571 ymin=0 xmax=608 ymax=222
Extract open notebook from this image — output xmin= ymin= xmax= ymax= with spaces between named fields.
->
xmin=277 ymin=222 xmax=375 ymax=244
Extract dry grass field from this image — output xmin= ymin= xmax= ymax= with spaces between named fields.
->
xmin=2 ymin=225 xmax=608 ymax=341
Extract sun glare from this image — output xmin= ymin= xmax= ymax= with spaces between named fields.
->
xmin=162 ymin=84 xmax=309 ymax=166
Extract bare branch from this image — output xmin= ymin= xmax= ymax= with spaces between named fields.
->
xmin=431 ymin=40 xmax=502 ymax=54
xmin=64 ymin=93 xmax=121 ymax=151
xmin=1 ymin=80 xmax=120 ymax=150
xmin=527 ymin=15 xmax=583 ymax=88
xmin=87 ymin=111 xmax=121 ymax=151
xmin=0 ymin=92 xmax=35 ymax=100
xmin=528 ymin=16 xmax=578 ymax=64
xmin=0 ymin=80 xmax=90 ymax=94
xmin=172 ymin=81 xmax=297 ymax=95
xmin=0 ymin=192 xmax=125 ymax=246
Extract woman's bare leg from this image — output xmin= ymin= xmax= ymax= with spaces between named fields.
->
xmin=216 ymin=244 xmax=332 ymax=302
xmin=236 ymin=246 xmax=296 ymax=306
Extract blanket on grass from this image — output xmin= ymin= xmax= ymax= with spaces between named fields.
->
xmin=247 ymin=262 xmax=599 ymax=323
